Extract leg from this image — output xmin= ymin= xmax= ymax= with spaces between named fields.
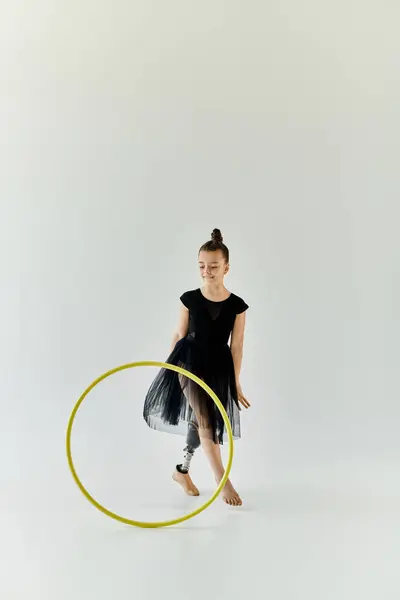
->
xmin=172 ymin=421 xmax=201 ymax=496
xmin=200 ymin=433 xmax=242 ymax=507
xmin=173 ymin=375 xmax=242 ymax=504
xmin=177 ymin=421 xmax=201 ymax=473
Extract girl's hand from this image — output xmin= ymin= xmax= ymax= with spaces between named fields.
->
xmin=236 ymin=383 xmax=251 ymax=409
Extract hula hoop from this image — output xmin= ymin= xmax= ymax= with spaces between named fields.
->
xmin=66 ymin=361 xmax=234 ymax=528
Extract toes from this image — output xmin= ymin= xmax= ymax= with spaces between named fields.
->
xmin=222 ymin=492 xmax=242 ymax=506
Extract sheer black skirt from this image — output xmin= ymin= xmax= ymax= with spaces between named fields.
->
xmin=143 ymin=335 xmax=241 ymax=444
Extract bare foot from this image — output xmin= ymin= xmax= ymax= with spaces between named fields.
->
xmin=173 ymin=468 xmax=200 ymax=496
xmin=217 ymin=478 xmax=242 ymax=506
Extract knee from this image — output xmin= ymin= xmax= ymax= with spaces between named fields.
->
xmin=198 ymin=430 xmax=216 ymax=446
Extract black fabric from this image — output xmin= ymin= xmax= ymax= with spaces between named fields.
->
xmin=143 ymin=288 xmax=249 ymax=444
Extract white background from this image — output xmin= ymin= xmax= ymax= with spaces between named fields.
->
xmin=1 ymin=1 xmax=399 ymax=598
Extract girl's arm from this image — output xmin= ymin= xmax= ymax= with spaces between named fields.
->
xmin=230 ymin=312 xmax=246 ymax=384
xmin=230 ymin=312 xmax=251 ymax=408
xmin=170 ymin=304 xmax=189 ymax=353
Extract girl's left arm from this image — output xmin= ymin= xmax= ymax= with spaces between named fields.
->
xmin=230 ymin=312 xmax=251 ymax=408
xmin=230 ymin=312 xmax=246 ymax=385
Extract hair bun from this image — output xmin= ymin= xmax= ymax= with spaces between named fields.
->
xmin=211 ymin=228 xmax=223 ymax=243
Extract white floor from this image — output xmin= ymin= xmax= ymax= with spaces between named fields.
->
xmin=2 ymin=450 xmax=399 ymax=600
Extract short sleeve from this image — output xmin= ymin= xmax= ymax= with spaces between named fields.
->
xmin=180 ymin=291 xmax=192 ymax=309
xmin=234 ymin=296 xmax=249 ymax=314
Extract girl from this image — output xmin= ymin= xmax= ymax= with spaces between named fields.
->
xmin=143 ymin=228 xmax=250 ymax=506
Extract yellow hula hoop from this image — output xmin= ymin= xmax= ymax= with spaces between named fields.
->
xmin=66 ymin=361 xmax=234 ymax=528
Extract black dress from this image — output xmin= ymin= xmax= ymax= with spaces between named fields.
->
xmin=143 ymin=288 xmax=249 ymax=444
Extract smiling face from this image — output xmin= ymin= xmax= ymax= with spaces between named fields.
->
xmin=198 ymin=250 xmax=229 ymax=284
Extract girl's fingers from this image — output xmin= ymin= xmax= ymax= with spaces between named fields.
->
xmin=239 ymin=393 xmax=251 ymax=408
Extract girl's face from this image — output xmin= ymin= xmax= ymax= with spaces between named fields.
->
xmin=198 ymin=250 xmax=229 ymax=284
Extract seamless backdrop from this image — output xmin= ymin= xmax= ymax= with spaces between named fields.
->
xmin=1 ymin=1 xmax=399 ymax=599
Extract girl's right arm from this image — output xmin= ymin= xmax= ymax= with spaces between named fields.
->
xmin=170 ymin=304 xmax=189 ymax=352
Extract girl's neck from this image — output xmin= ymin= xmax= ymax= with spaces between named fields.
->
xmin=200 ymin=282 xmax=230 ymax=301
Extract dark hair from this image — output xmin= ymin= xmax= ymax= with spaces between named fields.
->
xmin=199 ymin=228 xmax=229 ymax=263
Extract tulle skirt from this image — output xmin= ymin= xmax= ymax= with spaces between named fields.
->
xmin=143 ymin=334 xmax=241 ymax=444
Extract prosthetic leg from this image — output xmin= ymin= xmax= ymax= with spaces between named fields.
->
xmin=176 ymin=421 xmax=200 ymax=473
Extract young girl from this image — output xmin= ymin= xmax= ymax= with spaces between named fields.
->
xmin=143 ymin=228 xmax=250 ymax=506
